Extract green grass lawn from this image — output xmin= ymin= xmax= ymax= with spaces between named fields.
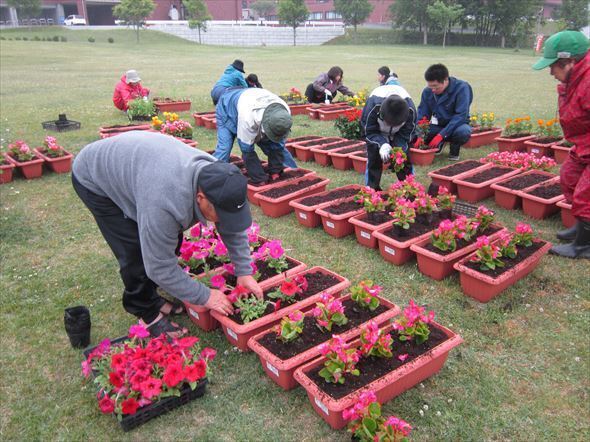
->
xmin=1 ymin=27 xmax=588 ymax=441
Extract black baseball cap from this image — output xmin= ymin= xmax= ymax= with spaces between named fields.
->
xmin=232 ymin=59 xmax=245 ymax=73
xmin=198 ymin=162 xmax=251 ymax=233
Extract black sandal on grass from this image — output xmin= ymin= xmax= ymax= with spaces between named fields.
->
xmin=146 ymin=315 xmax=188 ymax=339
xmin=160 ymin=301 xmax=185 ymax=316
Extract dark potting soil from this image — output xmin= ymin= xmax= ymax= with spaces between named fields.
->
xmin=298 ymin=188 xmax=359 ymax=207
xmin=318 ymin=141 xmax=363 ymax=151
xmin=471 ymin=127 xmax=498 ymax=134
xmin=531 ymin=137 xmax=561 ymax=145
xmin=188 ymin=256 xmax=225 ymax=275
xmin=153 ymin=97 xmax=189 ymax=103
xmin=358 ymin=211 xmax=392 ymax=226
xmin=526 ymin=183 xmax=562 ymax=199
xmin=258 ymin=299 xmax=389 ymax=360
xmin=464 ymin=241 xmax=545 ymax=277
xmin=382 ymin=218 xmax=438 ymax=241
xmin=354 ymin=152 xmax=368 ymax=158
xmin=224 ymin=257 xmax=299 ymax=292
xmin=258 ymin=177 xmax=323 ymax=199
xmin=323 ymin=200 xmax=361 ymax=215
xmin=249 ymin=170 xmax=308 ymax=187
xmin=287 ymin=136 xmax=321 ymax=144
xmin=298 ymin=138 xmax=343 ymax=148
xmin=463 ymin=167 xmax=514 ymax=184
xmin=308 ymin=326 xmax=449 ymax=399
xmin=335 ymin=146 xmax=366 ymax=155
xmin=499 ymin=173 xmax=552 ymax=191
xmin=423 ymin=225 xmax=502 ymax=256
xmin=434 ymin=160 xmax=482 ymax=177
xmin=101 ymin=123 xmax=147 ymax=130
xmin=501 ymin=133 xmax=532 ymax=139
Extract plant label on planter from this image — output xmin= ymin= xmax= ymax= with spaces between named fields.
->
xmin=384 ymin=246 xmax=396 ymax=255
xmin=314 ymin=396 xmax=329 ymax=415
xmin=360 ymin=230 xmax=371 ymax=239
xmin=531 ymin=148 xmax=540 ymax=154
xmin=266 ymin=361 xmax=279 ymax=377
xmin=189 ymin=309 xmax=200 ymax=320
xmin=326 ymin=221 xmax=335 ymax=229
xmin=227 ymin=327 xmax=238 ymax=341
xmin=299 ymin=213 xmax=308 ymax=220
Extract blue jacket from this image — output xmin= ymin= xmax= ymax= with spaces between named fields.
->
xmin=214 ymin=65 xmax=248 ymax=89
xmin=417 ymin=77 xmax=473 ymax=138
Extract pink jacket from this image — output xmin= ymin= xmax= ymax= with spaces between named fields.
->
xmin=113 ymin=75 xmax=150 ymax=111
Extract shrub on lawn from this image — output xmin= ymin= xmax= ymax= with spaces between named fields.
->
xmin=60 ymin=36 xmax=67 ymax=42
xmin=108 ymin=37 xmax=114 ymax=43
xmin=88 ymin=37 xmax=95 ymax=43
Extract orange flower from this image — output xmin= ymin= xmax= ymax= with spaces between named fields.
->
xmin=546 ymin=119 xmax=554 ymax=127
xmin=524 ymin=115 xmax=531 ymax=121
xmin=537 ymin=119 xmax=545 ymax=126
xmin=505 ymin=118 xmax=512 ymax=125
xmin=515 ymin=118 xmax=522 ymax=123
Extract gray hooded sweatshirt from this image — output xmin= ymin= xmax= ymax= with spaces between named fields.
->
xmin=72 ymin=131 xmax=252 ymax=306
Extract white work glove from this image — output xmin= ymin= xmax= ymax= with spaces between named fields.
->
xmin=142 ymin=96 xmax=148 ymax=102
xmin=379 ymin=143 xmax=392 ymax=162
xmin=324 ymin=90 xmax=332 ymax=97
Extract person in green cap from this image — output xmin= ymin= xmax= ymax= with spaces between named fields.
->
xmin=213 ymin=88 xmax=296 ymax=184
xmin=533 ymin=30 xmax=590 ymax=259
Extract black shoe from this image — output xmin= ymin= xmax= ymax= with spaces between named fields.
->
xmin=448 ymin=155 xmax=460 ymax=161
xmin=550 ymin=221 xmax=590 ymax=259
xmin=556 ymin=223 xmax=578 ymax=241
xmin=434 ymin=143 xmax=445 ymax=155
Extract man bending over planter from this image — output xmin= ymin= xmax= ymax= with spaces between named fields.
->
xmin=72 ymin=131 xmax=263 ymax=337
xmin=112 ymin=70 xmax=150 ymax=111
xmin=361 ymin=84 xmax=417 ymax=190
xmin=214 ymin=87 xmax=298 ymax=184
xmin=416 ymin=64 xmax=473 ymax=161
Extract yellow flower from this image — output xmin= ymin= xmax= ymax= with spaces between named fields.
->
xmin=482 ymin=113 xmax=488 ymax=119
xmin=489 ymin=112 xmax=495 ymax=119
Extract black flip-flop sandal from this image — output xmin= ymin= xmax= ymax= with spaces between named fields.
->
xmin=146 ymin=316 xmax=187 ymax=339
xmin=160 ymin=301 xmax=185 ymax=316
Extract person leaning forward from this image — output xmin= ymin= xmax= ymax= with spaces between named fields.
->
xmin=72 ymin=131 xmax=263 ymax=338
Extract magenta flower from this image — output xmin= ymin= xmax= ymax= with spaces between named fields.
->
xmin=129 ymin=324 xmax=150 ymax=339
xmin=200 ymin=347 xmax=217 ymax=361
xmin=210 ymin=274 xmax=226 ymax=289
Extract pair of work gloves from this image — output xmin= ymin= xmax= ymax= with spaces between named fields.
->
xmin=378 ymin=133 xmax=444 ymax=162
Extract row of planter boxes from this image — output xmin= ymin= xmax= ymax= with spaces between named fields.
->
xmin=495 ymin=135 xmax=573 ymax=162
xmin=98 ymin=123 xmax=152 ymax=139
xmin=192 ymin=112 xmax=217 ymax=130
xmin=1 ymin=150 xmax=73 ymax=182
xmin=306 ymin=103 xmax=353 ymax=121
xmin=153 ymin=98 xmax=191 ymax=113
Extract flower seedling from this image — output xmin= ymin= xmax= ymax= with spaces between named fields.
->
xmin=318 ymin=335 xmax=360 ymax=384
xmin=503 ymin=116 xmax=533 ymax=137
xmin=469 ymin=235 xmax=504 ymax=271
xmin=389 ymin=147 xmax=407 ymax=173
xmin=312 ymin=292 xmax=348 ymax=332
xmin=267 ymin=275 xmax=307 ymax=304
xmin=127 ymin=97 xmax=156 ymax=120
xmin=389 ymin=198 xmax=416 ymax=230
xmin=536 ymin=118 xmax=562 ymax=140
xmin=275 ymin=310 xmax=304 ymax=343
xmin=233 ymin=294 xmax=270 ymax=324
xmin=359 ymin=321 xmax=393 ymax=358
xmin=387 ymin=175 xmax=425 ymax=201
xmin=436 ymin=186 xmax=456 ymax=212
xmin=8 ymin=140 xmax=34 ymax=162
xmin=152 ymin=112 xmax=193 ymax=139
xmin=414 ymin=191 xmax=438 ymax=216
xmin=350 ymin=280 xmax=382 ymax=311
xmin=356 ymin=186 xmax=386 ymax=214
xmin=393 ymin=300 xmax=434 ymax=345
xmin=513 ymin=222 xmax=534 ymax=247
xmin=334 ymin=108 xmax=362 ymax=139
xmin=474 ymin=205 xmax=495 ymax=231
xmin=42 ymin=136 xmax=66 ymax=157
xmin=253 ymin=239 xmax=289 ymax=273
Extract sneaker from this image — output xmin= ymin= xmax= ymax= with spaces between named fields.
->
xmin=448 ymin=155 xmax=460 ymax=161
xmin=434 ymin=143 xmax=445 ymax=155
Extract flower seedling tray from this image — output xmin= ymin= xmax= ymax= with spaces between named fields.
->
xmin=329 ymin=145 xmax=367 ymax=170
xmin=316 ymin=197 xmax=365 ymax=238
xmin=495 ymin=134 xmax=536 ymax=152
xmin=427 ymin=160 xmax=488 ymax=194
xmin=463 ymin=127 xmax=502 ymax=148
xmin=409 ymin=147 xmax=438 ymax=166
xmin=453 ymin=163 xmax=521 ymax=202
xmin=247 ymin=168 xmax=316 ymax=206
xmin=0 ymin=157 xmax=15 ymax=184
xmin=557 ymin=200 xmax=575 ymax=228
xmin=248 ymin=293 xmax=400 ymax=391
xmin=373 ymin=223 xmax=437 ymax=266
xmin=33 ymin=148 xmax=74 ymax=174
xmin=212 ymin=266 xmax=348 ymax=351
xmin=256 ymin=176 xmax=331 ymax=218
xmin=292 ymin=137 xmax=344 ymax=162
xmin=519 ymin=177 xmax=565 ymax=219
xmin=153 ymin=98 xmax=191 ymax=113
xmin=5 ymin=153 xmax=45 ymax=179
xmin=311 ymin=140 xmax=366 ymax=167
xmin=192 ymin=111 xmax=216 ymax=127
xmin=490 ymin=169 xmax=556 ymax=210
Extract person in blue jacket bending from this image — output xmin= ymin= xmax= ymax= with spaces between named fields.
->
xmin=361 ymin=84 xmax=417 ymax=190
xmin=214 ymin=88 xmax=298 ymax=184
xmin=416 ymin=64 xmax=473 ymax=161
xmin=210 ymin=59 xmax=248 ymax=105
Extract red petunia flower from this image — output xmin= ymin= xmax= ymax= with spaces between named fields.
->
xmin=108 ymin=371 xmax=124 ymax=388
xmin=184 ymin=360 xmax=207 ymax=382
xmin=280 ymin=280 xmax=300 ymax=296
xmin=139 ymin=377 xmax=162 ymax=400
xmin=163 ymin=363 xmax=184 ymax=388
xmin=175 ymin=336 xmax=199 ymax=349
xmin=98 ymin=396 xmax=115 ymax=414
xmin=121 ymin=397 xmax=140 ymax=415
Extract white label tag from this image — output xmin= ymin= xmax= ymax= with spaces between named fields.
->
xmin=431 ymin=116 xmax=439 ymax=125
xmin=360 ymin=231 xmax=371 ymax=239
xmin=226 ymin=327 xmax=238 ymax=341
xmin=299 ymin=212 xmax=308 ymax=220
xmin=384 ymin=246 xmax=396 ymax=255
xmin=326 ymin=221 xmax=335 ymax=229
xmin=266 ymin=361 xmax=279 ymax=377
xmin=314 ymin=397 xmax=329 ymax=415
xmin=189 ymin=309 xmax=200 ymax=320
xmin=532 ymin=148 xmax=540 ymax=154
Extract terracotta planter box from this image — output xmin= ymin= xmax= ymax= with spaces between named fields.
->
xmin=5 ymin=153 xmax=44 ymax=179
xmin=454 ymin=239 xmax=551 ymax=302
xmin=248 ymin=293 xmax=400 ymax=391
xmin=33 ymin=148 xmax=74 ymax=174
xmin=247 ymin=168 xmax=316 ymax=206
xmin=349 ymin=213 xmax=392 ymax=249
xmin=495 ymin=134 xmax=536 ymax=152
xmin=551 ymin=140 xmax=573 ymax=164
xmin=0 ymin=157 xmax=15 ymax=184
xmin=202 ymin=116 xmax=217 ymax=130
xmin=256 ymin=176 xmax=330 ymax=218
xmin=154 ymin=98 xmax=191 ymax=113
xmin=453 ymin=163 xmax=521 ymax=202
xmin=557 ymin=200 xmax=575 ymax=228
xmin=288 ymin=104 xmax=312 ymax=116
xmin=307 ymin=103 xmax=349 ymax=120
xmin=428 ymin=160 xmax=488 ymax=194
xmin=410 ymin=223 xmax=507 ymax=280
xmin=211 ymin=266 xmax=348 ymax=351
xmin=409 ymin=147 xmax=438 ymax=166
xmin=463 ymin=128 xmax=502 ymax=148
xmin=490 ymin=169 xmax=556 ymax=210
xmin=192 ymin=112 xmax=215 ymax=127
xmin=289 ymin=184 xmax=362 ymax=228
xmin=317 ymin=107 xmax=352 ymax=121
xmin=373 ymin=224 xmax=435 ymax=266
xmin=311 ymin=140 xmax=366 ymax=167
xmin=294 ymin=322 xmax=463 ymax=430
xmin=292 ymin=137 xmax=344 ymax=162
xmin=183 ymin=303 xmax=219 ymax=331
xmin=286 ymin=135 xmax=323 ymax=155
xmin=519 ymin=177 xmax=565 ymax=219
xmin=350 ymin=153 xmax=368 ymax=174
xmin=524 ymin=138 xmax=560 ymax=158
xmin=330 ymin=146 xmax=366 ymax=170
xmin=316 ymin=197 xmax=365 ymax=238
xmin=99 ymin=123 xmax=151 ymax=138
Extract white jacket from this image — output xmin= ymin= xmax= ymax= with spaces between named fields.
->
xmin=237 ymin=89 xmax=290 ymax=146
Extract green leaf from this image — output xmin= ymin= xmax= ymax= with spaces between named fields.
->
xmin=362 ymin=417 xmax=377 ymax=432
xmin=368 ymin=401 xmax=381 ymax=417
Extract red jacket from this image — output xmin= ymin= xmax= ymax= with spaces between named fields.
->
xmin=558 ymin=51 xmax=590 ymax=157
xmin=112 ymin=75 xmax=150 ymax=111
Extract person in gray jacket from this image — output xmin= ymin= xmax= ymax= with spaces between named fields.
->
xmin=72 ymin=131 xmax=262 ymax=337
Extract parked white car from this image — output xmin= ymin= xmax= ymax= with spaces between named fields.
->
xmin=64 ymin=15 xmax=86 ymax=26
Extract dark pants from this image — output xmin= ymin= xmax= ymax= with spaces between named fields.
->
xmin=304 ymin=83 xmax=336 ymax=104
xmin=72 ymin=174 xmax=172 ymax=323
xmin=429 ymin=123 xmax=472 ymax=156
xmin=365 ymin=143 xmax=413 ymax=190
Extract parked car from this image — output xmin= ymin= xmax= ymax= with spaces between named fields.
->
xmin=64 ymin=15 xmax=86 ymax=26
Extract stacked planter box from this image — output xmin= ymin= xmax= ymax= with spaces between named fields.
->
xmin=286 ymin=135 xmax=323 ymax=156
xmin=247 ymin=168 xmax=316 ymax=206
xmin=491 ymin=170 xmax=556 ymax=210
xmin=453 ymin=163 xmax=521 ymax=202
xmin=291 ymin=137 xmax=345 ymax=162
xmin=99 ymin=123 xmax=151 ymax=139
xmin=153 ymin=98 xmax=191 ymax=112
xmin=428 ymin=160 xmax=489 ymax=193
xmin=519 ymin=177 xmax=565 ymax=219
xmin=330 ymin=144 xmax=367 ymax=171
xmin=551 ymin=140 xmax=574 ymax=164
xmin=524 ymin=138 xmax=561 ymax=158
xmin=311 ymin=140 xmax=366 ymax=167
xmin=494 ymin=134 xmax=536 ymax=152
xmin=192 ymin=111 xmax=216 ymax=127
xmin=316 ymin=197 xmax=365 ymax=238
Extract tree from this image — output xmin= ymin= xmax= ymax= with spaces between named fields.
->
xmin=7 ymin=0 xmax=41 ymax=21
xmin=426 ymin=0 xmax=464 ymax=48
xmin=278 ymin=0 xmax=309 ymax=46
xmin=390 ymin=0 xmax=433 ymax=45
xmin=553 ymin=0 xmax=589 ymax=30
xmin=334 ymin=0 xmax=373 ymax=35
xmin=184 ymin=0 xmax=212 ymax=44
xmin=113 ymin=0 xmax=155 ymax=43
xmin=250 ymin=0 xmax=276 ymax=20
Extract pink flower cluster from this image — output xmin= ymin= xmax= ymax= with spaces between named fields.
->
xmin=431 ymin=215 xmax=481 ymax=252
xmin=359 ymin=320 xmax=393 ymax=357
xmin=43 ymin=135 xmax=65 ymax=157
xmin=389 ymin=147 xmax=408 ymax=172
xmin=387 ymin=174 xmax=425 ymax=200
xmin=318 ymin=334 xmax=361 ymax=383
xmin=384 ymin=416 xmax=413 ymax=437
xmin=252 ymin=239 xmax=284 ymax=261
xmin=482 ymin=151 xmax=557 ymax=171
xmin=312 ymin=293 xmax=347 ymax=330
xmin=350 ymin=280 xmax=383 ymax=307
xmin=437 ymin=185 xmax=456 ymax=210
xmin=414 ymin=191 xmax=438 ymax=215
xmin=355 ymin=186 xmax=386 ymax=213
xmin=7 ymin=140 xmax=34 ymax=162
xmin=342 ymin=390 xmax=377 ymax=421
xmin=161 ymin=119 xmax=193 ymax=139
xmin=389 ymin=197 xmax=417 ymax=229
xmin=393 ymin=299 xmax=435 ymax=333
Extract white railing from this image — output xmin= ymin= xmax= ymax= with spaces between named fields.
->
xmin=145 ymin=20 xmax=343 ymax=28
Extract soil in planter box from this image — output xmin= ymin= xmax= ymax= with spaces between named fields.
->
xmin=298 ymin=188 xmax=359 ymax=207
xmin=258 ymin=299 xmax=389 ymax=360
xmin=381 ymin=218 xmax=439 ymax=241
xmin=526 ymin=183 xmax=562 ymax=199
xmin=258 ymin=177 xmax=323 ymax=199
xmin=248 ymin=169 xmax=308 ymax=186
xmin=308 ymin=326 xmax=449 ymax=399
xmin=289 ymin=136 xmax=321 ymax=143
xmin=323 ymin=200 xmax=361 ymax=215
xmin=434 ymin=160 xmax=482 ymax=177
xmin=358 ymin=210 xmax=393 ymax=226
xmin=471 ymin=127 xmax=498 ymax=134
xmin=224 ymin=257 xmax=299 ymax=293
xmin=423 ymin=225 xmax=502 ymax=256
xmin=298 ymin=139 xmax=343 ymax=148
xmin=464 ymin=241 xmax=545 ymax=277
xmin=502 ymin=133 xmax=532 ymax=139
xmin=499 ymin=173 xmax=552 ymax=191
xmin=462 ymin=167 xmax=513 ymax=184
xmin=317 ymin=141 xmax=363 ymax=151
xmin=355 ymin=152 xmax=368 ymax=158
xmin=336 ymin=146 xmax=366 ymax=155
xmin=532 ymin=137 xmax=561 ymax=145
xmin=102 ymin=123 xmax=147 ymax=130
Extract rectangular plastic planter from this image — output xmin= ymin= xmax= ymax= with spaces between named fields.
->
xmin=454 ymin=238 xmax=551 ymax=302
xmin=0 ymin=158 xmax=15 ymax=184
xmin=410 ymin=223 xmax=507 ymax=280
xmin=551 ymin=140 xmax=573 ymax=164
xmin=289 ymin=184 xmax=362 ymax=228
xmin=99 ymin=123 xmax=151 ymax=138
xmin=519 ymin=177 xmax=565 ymax=219
xmin=330 ymin=146 xmax=366 ymax=171
xmin=316 ymin=197 xmax=365 ymax=238
xmin=453 ymin=163 xmax=521 ymax=202
xmin=495 ymin=134 xmax=536 ymax=152
xmin=248 ymin=293 xmax=400 ymax=391
xmin=557 ymin=200 xmax=575 ymax=228
xmin=373 ymin=225 xmax=435 ymax=266
xmin=308 ymin=103 xmax=350 ymax=120
xmin=463 ymin=128 xmax=502 ymax=148
xmin=289 ymin=104 xmax=312 ymax=116
xmin=293 ymin=321 xmax=463 ymax=430
xmin=427 ymin=160 xmax=489 ymax=194
xmin=350 ymin=152 xmax=368 ymax=174
xmin=524 ymin=138 xmax=560 ymax=158
xmin=490 ymin=169 xmax=556 ymax=210
xmin=311 ymin=140 xmax=366 ymax=167
xmin=33 ymin=148 xmax=74 ymax=174
xmin=211 ymin=265 xmax=348 ymax=351
xmin=154 ymin=99 xmax=191 ymax=113
xmin=247 ymin=168 xmax=316 ymax=206
xmin=202 ymin=116 xmax=217 ymax=130
xmin=256 ymin=176 xmax=331 ymax=218
xmin=192 ymin=112 xmax=215 ymax=127
xmin=5 ymin=153 xmax=45 ymax=179
xmin=293 ymin=137 xmax=344 ymax=162
xmin=286 ymin=135 xmax=323 ymax=155
xmin=317 ymin=107 xmax=353 ymax=121
xmin=409 ymin=147 xmax=438 ymax=166
xmin=349 ymin=213 xmax=391 ymax=249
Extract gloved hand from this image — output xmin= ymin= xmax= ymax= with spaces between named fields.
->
xmin=379 ymin=143 xmax=392 ymax=162
xmin=324 ymin=90 xmax=332 ymax=97
xmin=413 ymin=137 xmax=424 ymax=148
xmin=142 ymin=96 xmax=148 ymax=102
xmin=428 ymin=134 xmax=444 ymax=148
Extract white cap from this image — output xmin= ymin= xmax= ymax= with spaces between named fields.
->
xmin=125 ymin=70 xmax=141 ymax=84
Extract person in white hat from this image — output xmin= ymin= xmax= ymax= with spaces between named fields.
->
xmin=112 ymin=70 xmax=150 ymax=111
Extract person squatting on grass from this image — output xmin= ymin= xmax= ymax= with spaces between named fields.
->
xmin=533 ymin=30 xmax=590 ymax=259
xmin=360 ymin=84 xmax=417 ymax=190
xmin=213 ymin=88 xmax=297 ymax=184
xmin=112 ymin=70 xmax=149 ymax=111
xmin=71 ymin=131 xmax=263 ymax=338
xmin=415 ymin=64 xmax=473 ymax=161
xmin=210 ymin=59 xmax=248 ymax=106
xmin=304 ymin=66 xmax=355 ymax=104
xmin=377 ymin=66 xmax=401 ymax=86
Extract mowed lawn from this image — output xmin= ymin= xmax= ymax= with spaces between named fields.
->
xmin=1 ymin=28 xmax=588 ymax=441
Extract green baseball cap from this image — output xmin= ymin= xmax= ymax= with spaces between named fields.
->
xmin=261 ymin=103 xmax=292 ymax=143
xmin=533 ymin=30 xmax=589 ymax=70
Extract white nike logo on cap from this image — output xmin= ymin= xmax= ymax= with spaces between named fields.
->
xmin=237 ymin=202 xmax=246 ymax=209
